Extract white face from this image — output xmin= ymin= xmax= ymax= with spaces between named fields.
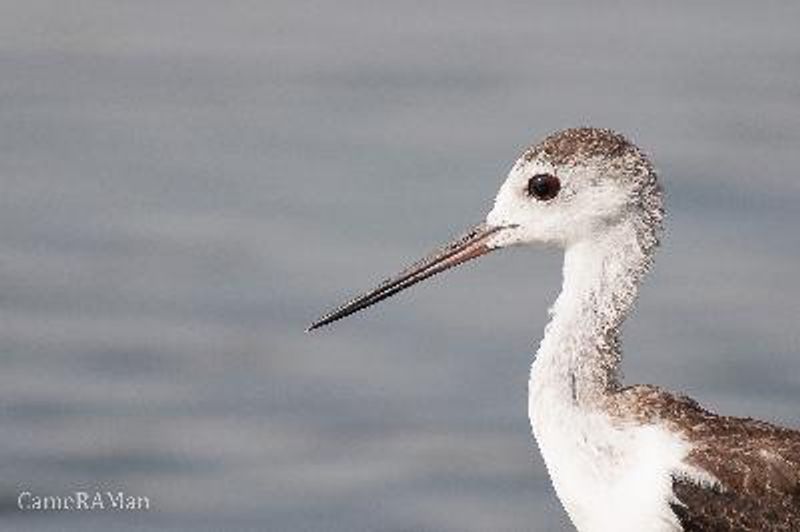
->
xmin=485 ymin=156 xmax=637 ymax=248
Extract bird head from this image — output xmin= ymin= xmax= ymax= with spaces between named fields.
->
xmin=486 ymin=128 xmax=661 ymax=248
xmin=308 ymin=128 xmax=662 ymax=331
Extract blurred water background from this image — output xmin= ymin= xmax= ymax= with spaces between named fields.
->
xmin=1 ymin=1 xmax=799 ymax=531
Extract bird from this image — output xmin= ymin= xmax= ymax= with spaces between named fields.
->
xmin=308 ymin=128 xmax=800 ymax=531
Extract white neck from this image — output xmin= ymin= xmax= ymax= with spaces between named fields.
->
xmin=527 ymin=217 xmax=683 ymax=532
xmin=531 ymin=217 xmax=656 ymax=409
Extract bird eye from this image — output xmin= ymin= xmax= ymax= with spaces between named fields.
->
xmin=527 ymin=174 xmax=561 ymax=201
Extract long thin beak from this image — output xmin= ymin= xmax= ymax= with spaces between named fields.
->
xmin=307 ymin=222 xmax=511 ymax=331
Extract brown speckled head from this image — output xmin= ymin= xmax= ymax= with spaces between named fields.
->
xmin=487 ymin=127 xmax=663 ymax=247
xmin=523 ymin=127 xmax=636 ymax=166
xmin=520 ymin=128 xmax=658 ymax=191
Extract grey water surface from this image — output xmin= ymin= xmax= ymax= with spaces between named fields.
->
xmin=1 ymin=1 xmax=800 ymax=531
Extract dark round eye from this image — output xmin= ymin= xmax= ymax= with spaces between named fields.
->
xmin=527 ymin=173 xmax=561 ymax=201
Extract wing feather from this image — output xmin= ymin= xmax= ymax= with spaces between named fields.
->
xmin=611 ymin=385 xmax=800 ymax=531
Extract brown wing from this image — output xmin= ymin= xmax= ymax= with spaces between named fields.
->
xmin=610 ymin=385 xmax=800 ymax=531
xmin=670 ymin=474 xmax=800 ymax=531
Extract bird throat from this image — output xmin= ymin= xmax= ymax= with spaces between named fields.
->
xmin=531 ymin=217 xmax=655 ymax=408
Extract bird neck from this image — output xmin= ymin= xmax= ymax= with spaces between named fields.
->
xmin=531 ymin=217 xmax=657 ymax=409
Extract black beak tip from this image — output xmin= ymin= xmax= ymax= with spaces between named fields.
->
xmin=306 ymin=315 xmax=335 ymax=332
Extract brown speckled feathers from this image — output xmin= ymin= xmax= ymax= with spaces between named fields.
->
xmin=524 ymin=128 xmax=639 ymax=166
xmin=610 ymin=385 xmax=800 ymax=531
